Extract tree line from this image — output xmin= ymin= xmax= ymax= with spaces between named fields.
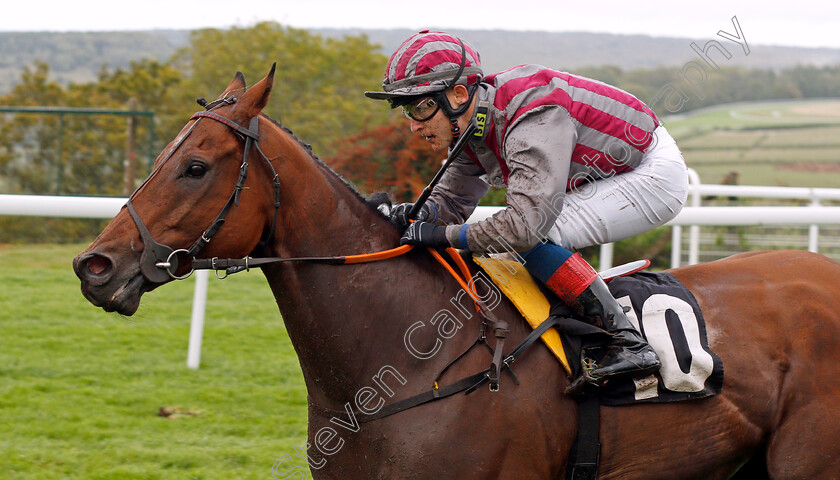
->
xmin=0 ymin=22 xmax=838 ymax=244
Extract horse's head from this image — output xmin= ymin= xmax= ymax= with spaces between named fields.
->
xmin=74 ymin=66 xmax=284 ymax=315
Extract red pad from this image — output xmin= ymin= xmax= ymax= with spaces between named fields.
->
xmin=545 ymin=253 xmax=599 ymax=304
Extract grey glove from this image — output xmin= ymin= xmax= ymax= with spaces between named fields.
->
xmin=399 ymin=222 xmax=450 ymax=249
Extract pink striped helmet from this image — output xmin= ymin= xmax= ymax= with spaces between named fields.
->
xmin=365 ymin=30 xmax=483 ymax=106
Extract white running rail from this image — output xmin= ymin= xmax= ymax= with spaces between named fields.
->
xmin=3 ymin=173 xmax=840 ymax=368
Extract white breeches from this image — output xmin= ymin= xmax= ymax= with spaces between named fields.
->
xmin=547 ymin=125 xmax=689 ymax=250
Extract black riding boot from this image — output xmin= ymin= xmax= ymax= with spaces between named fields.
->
xmin=570 ymin=277 xmax=661 ymax=384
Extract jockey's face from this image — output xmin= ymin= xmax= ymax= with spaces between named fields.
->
xmin=408 ymin=85 xmax=474 ymax=152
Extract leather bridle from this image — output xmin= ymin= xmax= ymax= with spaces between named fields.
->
xmin=125 ymin=97 xmax=416 ymax=283
xmin=125 ymin=99 xmax=281 ymax=283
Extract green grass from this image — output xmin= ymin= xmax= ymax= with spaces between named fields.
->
xmin=0 ymin=244 xmax=310 ymax=479
xmin=663 ymin=99 xmax=840 ymax=187
xmin=677 ymin=130 xmax=766 ymax=150
xmin=664 ymin=98 xmax=840 ymax=134
xmin=759 ymin=125 xmax=840 ymax=148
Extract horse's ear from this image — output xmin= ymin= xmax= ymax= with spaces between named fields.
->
xmin=219 ymin=71 xmax=247 ymax=100
xmin=235 ymin=63 xmax=276 ymax=118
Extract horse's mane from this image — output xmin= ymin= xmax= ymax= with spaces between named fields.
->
xmin=261 ymin=113 xmax=392 ymax=219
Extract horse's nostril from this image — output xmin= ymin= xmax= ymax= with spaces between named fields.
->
xmin=86 ymin=255 xmax=113 ymax=276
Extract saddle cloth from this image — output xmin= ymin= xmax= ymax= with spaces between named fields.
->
xmin=473 ymin=255 xmax=724 ymax=406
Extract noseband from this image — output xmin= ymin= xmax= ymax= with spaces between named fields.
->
xmin=126 ymin=101 xmax=281 ymax=283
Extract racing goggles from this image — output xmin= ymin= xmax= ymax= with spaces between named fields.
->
xmin=401 ymin=96 xmax=441 ymax=122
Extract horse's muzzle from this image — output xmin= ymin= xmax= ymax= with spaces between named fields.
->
xmin=73 ymin=250 xmax=148 ymax=315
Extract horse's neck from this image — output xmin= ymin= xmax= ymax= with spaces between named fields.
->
xmin=262 ymin=124 xmax=399 ymax=265
xmin=262 ymin=151 xmax=449 ymax=407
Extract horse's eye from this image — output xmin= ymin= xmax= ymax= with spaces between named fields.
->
xmin=185 ymin=162 xmax=207 ymax=178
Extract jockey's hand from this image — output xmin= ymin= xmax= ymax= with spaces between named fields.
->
xmin=389 ymin=202 xmax=435 ymax=231
xmin=400 ymin=221 xmax=450 ymax=249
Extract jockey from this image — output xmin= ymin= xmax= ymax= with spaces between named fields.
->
xmin=365 ymin=31 xmax=689 ymax=386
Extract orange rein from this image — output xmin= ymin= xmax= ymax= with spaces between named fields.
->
xmin=343 ymin=244 xmax=481 ymax=310
xmin=192 ymin=243 xmax=483 ymax=312
xmin=342 ymin=244 xmax=415 ymax=264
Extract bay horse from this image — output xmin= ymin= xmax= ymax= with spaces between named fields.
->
xmin=73 ymin=66 xmax=840 ymax=479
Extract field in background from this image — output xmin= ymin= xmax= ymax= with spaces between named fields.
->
xmin=664 ymin=98 xmax=840 ymax=187
xmin=0 ymin=244 xmax=309 ymax=479
xmin=661 ymin=99 xmax=840 ymax=264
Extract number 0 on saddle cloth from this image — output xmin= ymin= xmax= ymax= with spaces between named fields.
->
xmin=473 ymin=256 xmax=724 ymax=406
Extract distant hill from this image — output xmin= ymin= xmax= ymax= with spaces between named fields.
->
xmin=0 ymin=30 xmax=190 ymax=93
xmin=320 ymin=28 xmax=840 ymax=74
xmin=1 ymin=28 xmax=839 ymax=93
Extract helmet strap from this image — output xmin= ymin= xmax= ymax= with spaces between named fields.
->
xmin=443 ymin=38 xmax=468 ymax=90
xmin=437 ymin=36 xmax=481 ymax=120
xmin=437 ymin=82 xmax=479 ymax=146
xmin=437 ymin=82 xmax=480 ymax=119
xmin=449 ymin=117 xmax=461 ymax=140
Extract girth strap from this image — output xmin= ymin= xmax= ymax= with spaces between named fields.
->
xmin=568 ymin=393 xmax=601 ymax=480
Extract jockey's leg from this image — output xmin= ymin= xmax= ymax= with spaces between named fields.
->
xmin=521 ymin=241 xmax=660 ymax=383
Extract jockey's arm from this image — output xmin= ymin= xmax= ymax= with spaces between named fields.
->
xmin=427 ymin=154 xmax=489 ymax=225
xmin=448 ymin=106 xmax=577 ymax=253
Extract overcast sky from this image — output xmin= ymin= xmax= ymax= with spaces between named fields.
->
xmin=3 ymin=0 xmax=838 ymax=49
